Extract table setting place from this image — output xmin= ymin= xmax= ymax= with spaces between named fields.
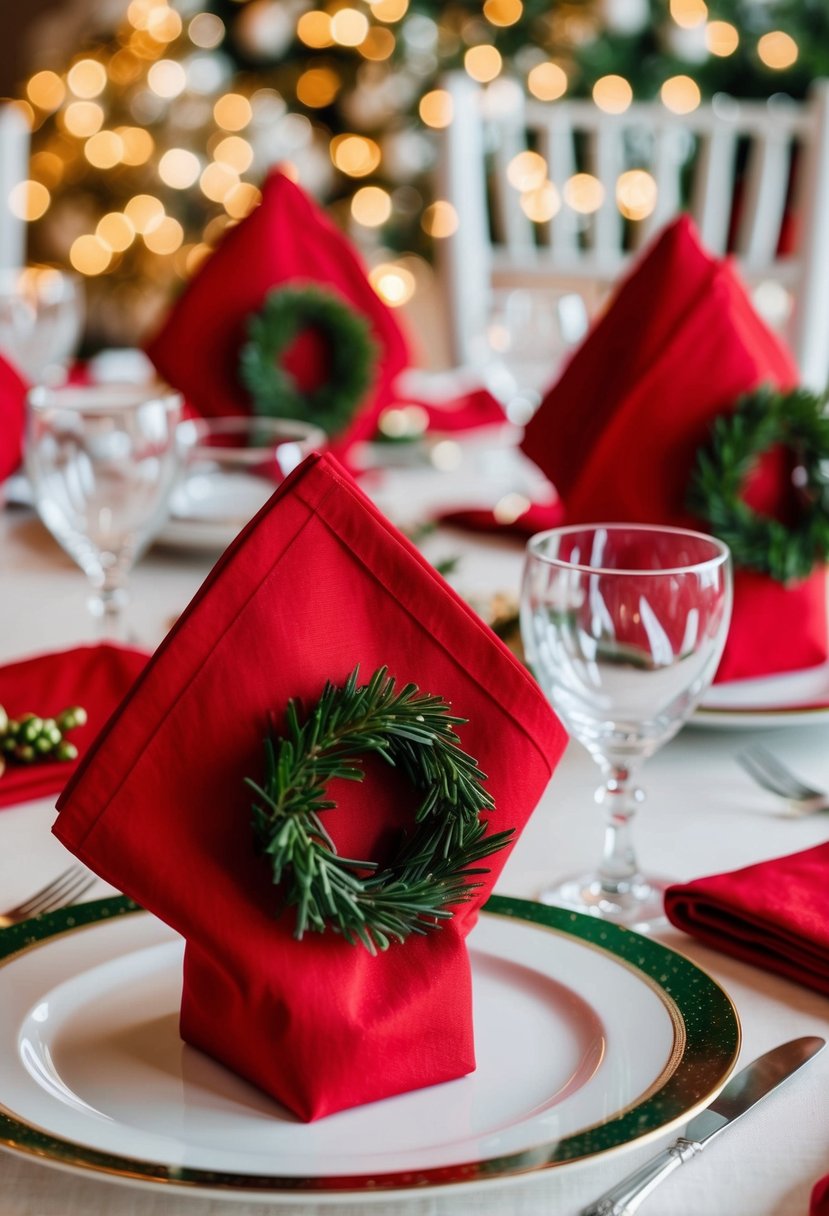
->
xmin=2 ymin=141 xmax=829 ymax=1216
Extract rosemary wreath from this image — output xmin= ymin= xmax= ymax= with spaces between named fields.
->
xmin=246 ymin=665 xmax=511 ymax=954
xmin=239 ymin=284 xmax=377 ymax=436
xmin=687 ymin=385 xmax=829 ymax=583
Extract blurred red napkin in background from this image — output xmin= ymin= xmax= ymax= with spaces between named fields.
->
xmin=521 ymin=215 xmax=823 ymax=683
xmin=664 ymin=841 xmax=829 ymax=997
xmin=812 ymin=1175 xmax=829 ymax=1215
xmin=145 ymin=169 xmax=410 ymax=455
xmin=0 ymin=644 xmax=148 ymax=809
xmin=436 ymin=497 xmax=564 ymax=538
xmin=0 ymin=354 xmax=27 ymax=484
xmin=54 ymin=452 xmax=565 ymax=1121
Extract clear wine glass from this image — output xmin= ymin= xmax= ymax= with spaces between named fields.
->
xmin=25 ymin=381 xmax=185 ymax=636
xmin=0 ymin=266 xmax=84 ymax=382
xmin=521 ymin=523 xmax=732 ymax=931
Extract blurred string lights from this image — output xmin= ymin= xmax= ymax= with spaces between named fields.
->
xmin=13 ymin=0 xmax=819 ymax=344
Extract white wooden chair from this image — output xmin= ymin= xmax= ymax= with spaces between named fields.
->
xmin=436 ymin=73 xmax=829 ymax=391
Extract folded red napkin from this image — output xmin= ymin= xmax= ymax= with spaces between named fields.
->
xmin=812 ymin=1175 xmax=829 ymax=1215
xmin=0 ymin=354 xmax=27 ymax=484
xmin=0 ymin=644 xmax=149 ymax=809
xmin=664 ymin=841 xmax=829 ymax=997
xmin=54 ymin=452 xmax=566 ymax=1121
xmin=403 ymin=385 xmax=508 ymax=434
xmin=145 ymin=169 xmax=410 ymax=456
xmin=436 ymin=497 xmax=564 ymax=538
xmin=520 ymin=215 xmax=821 ymax=683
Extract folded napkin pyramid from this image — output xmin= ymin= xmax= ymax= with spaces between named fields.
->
xmin=521 ymin=216 xmax=822 ymax=682
xmin=54 ymin=452 xmax=565 ymax=1120
xmin=0 ymin=353 xmax=27 ymax=484
xmin=0 ymin=644 xmax=148 ymax=809
xmin=145 ymin=169 xmax=410 ymax=454
xmin=664 ymin=841 xmax=829 ymax=997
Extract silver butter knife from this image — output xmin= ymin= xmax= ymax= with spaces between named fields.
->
xmin=581 ymin=1035 xmax=825 ymax=1216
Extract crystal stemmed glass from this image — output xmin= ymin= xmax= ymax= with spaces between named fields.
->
xmin=521 ymin=523 xmax=732 ymax=931
xmin=25 ymin=381 xmax=185 ymax=636
xmin=0 ymin=267 xmax=84 ymax=382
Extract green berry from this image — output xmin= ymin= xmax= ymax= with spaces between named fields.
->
xmin=0 ymin=705 xmax=7 ymax=734
xmin=34 ymin=736 xmax=54 ymax=754
xmin=20 ymin=717 xmax=44 ymax=743
xmin=14 ymin=744 xmax=35 ymax=763
xmin=57 ymin=706 xmax=87 ymax=732
xmin=55 ymin=741 xmax=78 ymax=762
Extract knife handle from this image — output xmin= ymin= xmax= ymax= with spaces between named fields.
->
xmin=579 ymin=1136 xmax=704 ymax=1216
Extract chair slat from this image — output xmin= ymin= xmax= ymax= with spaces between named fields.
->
xmin=734 ymin=129 xmax=792 ymax=268
xmin=691 ymin=125 xmax=738 ymax=254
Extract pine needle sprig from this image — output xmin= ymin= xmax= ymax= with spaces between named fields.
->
xmin=246 ymin=665 xmax=509 ymax=953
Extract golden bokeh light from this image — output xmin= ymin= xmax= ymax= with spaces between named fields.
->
xmin=108 ymin=50 xmax=143 ymax=86
xmin=360 ymin=26 xmax=396 ymax=59
xmin=520 ymin=181 xmax=561 ymax=222
xmin=147 ymin=59 xmax=187 ymax=98
xmin=757 ymin=31 xmax=798 ymax=69
xmin=564 ymin=173 xmax=605 ymax=214
xmin=97 ymin=212 xmax=136 ymax=252
xmin=330 ymin=8 xmax=370 ymax=46
xmin=213 ymin=135 xmax=253 ymax=172
xmin=188 ymin=12 xmax=225 ymax=49
xmin=330 ymin=133 xmax=381 ymax=176
xmin=147 ymin=5 xmax=183 ymax=43
xmin=67 ymin=59 xmax=107 ymax=99
xmin=483 ymin=0 xmax=523 ymax=27
xmin=297 ymin=11 xmax=333 ymax=48
xmin=507 ymin=150 xmax=547 ymax=192
xmin=296 ymin=67 xmax=341 ymax=108
xmin=370 ymin=0 xmax=409 ymax=21
xmin=200 ymin=161 xmax=240 ymax=202
xmin=660 ymin=75 xmax=702 ymax=114
xmin=185 ymin=243 xmax=212 ymax=275
xmin=223 ymin=182 xmax=262 ymax=219
xmin=27 ymin=70 xmax=65 ymax=112
xmin=70 ymin=234 xmax=112 ymax=276
xmin=159 ymin=147 xmax=201 ymax=188
xmin=117 ymin=126 xmax=154 ymax=165
xmin=84 ymin=130 xmax=124 ymax=169
xmin=616 ymin=169 xmax=658 ymax=220
xmin=213 ymin=92 xmax=253 ymax=131
xmin=124 ymin=193 xmax=165 ymax=234
xmin=62 ymin=101 xmax=105 ymax=138
xmin=593 ymin=74 xmax=633 ymax=114
xmin=8 ymin=181 xmax=50 ymax=222
xmin=669 ymin=0 xmax=707 ymax=28
xmin=419 ymin=89 xmax=453 ymax=128
xmin=369 ymin=262 xmax=416 ymax=307
xmin=421 ymin=200 xmax=459 ymax=238
xmin=706 ymin=21 xmax=739 ymax=56
xmin=204 ymin=213 xmax=233 ymax=244
xmin=143 ymin=215 xmax=184 ymax=254
xmin=464 ymin=45 xmax=502 ymax=83
xmin=527 ymin=61 xmax=568 ymax=101
xmin=30 ymin=151 xmax=64 ymax=188
xmin=351 ymin=185 xmax=392 ymax=226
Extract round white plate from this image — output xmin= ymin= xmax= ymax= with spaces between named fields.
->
xmin=0 ymin=896 xmax=739 ymax=1202
xmin=157 ymin=471 xmax=270 ymax=553
xmin=696 ymin=660 xmax=829 ymax=729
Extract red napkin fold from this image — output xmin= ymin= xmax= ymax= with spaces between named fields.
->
xmin=0 ymin=644 xmax=149 ymax=809
xmin=54 ymin=452 xmax=566 ymax=1121
xmin=520 ymin=215 xmax=820 ymax=683
xmin=0 ymin=354 xmax=27 ymax=484
xmin=144 ymin=170 xmax=410 ymax=457
xmin=664 ymin=841 xmax=829 ymax=997
xmin=436 ymin=498 xmax=564 ymax=538
xmin=812 ymin=1175 xmax=829 ymax=1215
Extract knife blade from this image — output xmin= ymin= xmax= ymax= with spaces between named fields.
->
xmin=580 ymin=1035 xmax=825 ymax=1216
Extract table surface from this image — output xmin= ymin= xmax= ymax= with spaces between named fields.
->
xmin=1 ymin=443 xmax=828 ymax=1216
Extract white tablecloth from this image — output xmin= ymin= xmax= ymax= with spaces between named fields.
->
xmin=1 ymin=450 xmax=828 ymax=1216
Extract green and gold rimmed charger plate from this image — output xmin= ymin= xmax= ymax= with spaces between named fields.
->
xmin=0 ymin=894 xmax=739 ymax=1203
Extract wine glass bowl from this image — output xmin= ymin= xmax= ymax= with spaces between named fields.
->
xmin=521 ymin=523 xmax=732 ymax=930
xmin=25 ymin=381 xmax=185 ymax=632
xmin=0 ymin=267 xmax=84 ymax=382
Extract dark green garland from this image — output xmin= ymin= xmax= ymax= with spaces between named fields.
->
xmin=246 ymin=665 xmax=511 ymax=955
xmin=239 ymin=285 xmax=378 ymax=436
xmin=687 ymin=385 xmax=829 ymax=583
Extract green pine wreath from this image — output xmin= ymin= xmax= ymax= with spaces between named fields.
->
xmin=687 ymin=385 xmax=829 ymax=583
xmin=246 ymin=665 xmax=512 ymax=954
xmin=239 ymin=284 xmax=378 ymax=436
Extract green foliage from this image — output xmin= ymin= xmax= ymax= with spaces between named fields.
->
xmin=247 ymin=665 xmax=511 ymax=954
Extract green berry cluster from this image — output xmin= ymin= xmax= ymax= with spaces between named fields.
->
xmin=0 ymin=705 xmax=87 ymax=777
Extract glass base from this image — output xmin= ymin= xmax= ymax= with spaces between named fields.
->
xmin=537 ymin=871 xmax=672 ymax=934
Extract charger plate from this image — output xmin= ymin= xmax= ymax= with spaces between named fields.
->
xmin=0 ymin=895 xmax=739 ymax=1203
xmin=696 ymin=660 xmax=829 ymax=729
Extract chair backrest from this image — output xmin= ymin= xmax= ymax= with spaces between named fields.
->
xmin=436 ymin=73 xmax=829 ymax=391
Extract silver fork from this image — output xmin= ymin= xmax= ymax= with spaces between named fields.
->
xmin=0 ymin=863 xmax=96 ymax=929
xmin=737 ymin=745 xmax=829 ymax=816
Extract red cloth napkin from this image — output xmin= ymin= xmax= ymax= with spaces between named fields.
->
xmin=0 ymin=354 xmax=27 ymax=484
xmin=520 ymin=215 xmax=820 ymax=683
xmin=145 ymin=169 xmax=410 ymax=457
xmin=54 ymin=452 xmax=566 ymax=1121
xmin=0 ymin=644 xmax=149 ymax=809
xmin=664 ymin=841 xmax=829 ymax=997
xmin=812 ymin=1175 xmax=829 ymax=1215
xmin=436 ymin=498 xmax=564 ymax=538
xmin=405 ymin=386 xmax=508 ymax=434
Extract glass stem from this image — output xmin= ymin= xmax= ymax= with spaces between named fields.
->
xmin=89 ymin=571 xmax=129 ymax=641
xmin=596 ymin=764 xmax=646 ymax=897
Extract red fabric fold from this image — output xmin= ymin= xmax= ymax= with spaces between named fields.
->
xmin=436 ymin=498 xmax=564 ymax=538
xmin=0 ymin=354 xmax=27 ymax=484
xmin=0 ymin=644 xmax=149 ymax=809
xmin=53 ymin=452 xmax=566 ymax=1121
xmin=812 ymin=1174 xmax=829 ymax=1215
xmin=520 ymin=215 xmax=820 ymax=683
xmin=144 ymin=170 xmax=410 ymax=456
xmin=664 ymin=841 xmax=829 ymax=997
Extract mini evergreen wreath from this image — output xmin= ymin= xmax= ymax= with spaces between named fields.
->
xmin=246 ymin=665 xmax=511 ymax=954
xmin=239 ymin=284 xmax=377 ymax=436
xmin=687 ymin=385 xmax=829 ymax=583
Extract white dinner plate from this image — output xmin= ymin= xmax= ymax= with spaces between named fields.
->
xmin=696 ymin=659 xmax=829 ymax=729
xmin=0 ymin=896 xmax=739 ymax=1203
